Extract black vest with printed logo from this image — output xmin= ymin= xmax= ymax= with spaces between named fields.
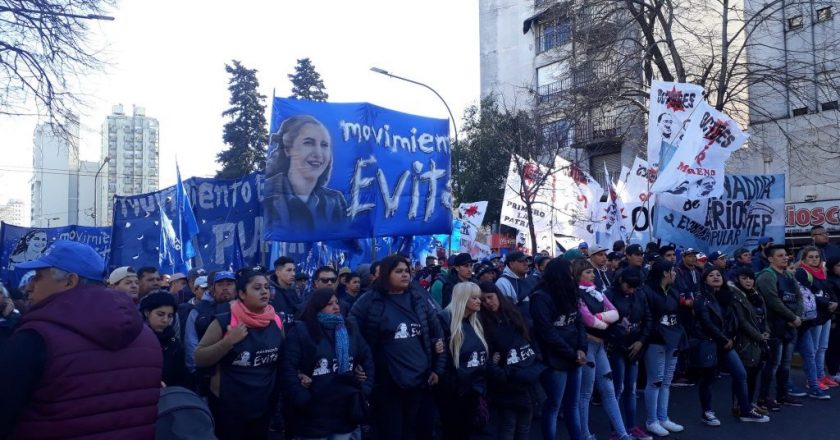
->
xmin=216 ymin=312 xmax=284 ymax=419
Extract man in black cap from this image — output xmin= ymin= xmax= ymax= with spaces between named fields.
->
xmin=707 ymin=251 xmax=728 ymax=280
xmin=496 ymin=251 xmax=534 ymax=305
xmin=617 ymin=244 xmax=648 ymax=282
xmin=434 ymin=253 xmax=475 ymax=308
xmin=673 ymin=248 xmax=702 ymax=387
xmin=728 ymin=247 xmax=752 ymax=281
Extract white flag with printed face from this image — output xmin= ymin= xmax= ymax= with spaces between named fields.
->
xmin=650 ymin=101 xmax=749 ymax=198
xmin=647 ymin=81 xmax=705 ymax=175
xmin=458 ymin=201 xmax=488 ymax=241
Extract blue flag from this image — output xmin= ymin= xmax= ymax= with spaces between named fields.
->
xmin=159 ymin=208 xmax=189 ymax=273
xmin=176 ymin=163 xmax=199 ymax=259
xmin=229 ymin=229 xmax=245 ymax=272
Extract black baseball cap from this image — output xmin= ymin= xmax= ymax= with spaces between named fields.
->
xmin=453 ymin=253 xmax=477 ymax=266
xmin=505 ymin=251 xmax=529 ymax=264
xmin=625 ymin=244 xmax=644 ymax=255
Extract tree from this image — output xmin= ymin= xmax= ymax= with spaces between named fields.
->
xmin=288 ymin=58 xmax=329 ymax=101
xmin=0 ymin=0 xmax=113 ymax=130
xmin=216 ymin=60 xmax=268 ymax=179
xmin=457 ymin=95 xmax=586 ymax=254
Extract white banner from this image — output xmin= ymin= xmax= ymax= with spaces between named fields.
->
xmin=500 ymin=155 xmax=556 ymax=233
xmin=596 ymin=165 xmax=629 ymax=244
xmin=647 ymin=81 xmax=705 ymax=175
xmin=458 ymin=201 xmax=488 ymax=241
xmin=650 ymin=101 xmax=749 ymax=198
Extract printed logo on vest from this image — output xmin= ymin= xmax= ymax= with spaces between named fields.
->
xmin=394 ymin=322 xmax=422 ymax=339
xmin=232 ymin=351 xmax=251 ymax=367
xmin=507 ymin=344 xmax=535 ymax=365
xmin=466 ymin=351 xmax=487 ymax=368
xmin=553 ymin=312 xmax=577 ymax=327
xmin=313 ymin=358 xmax=331 ymax=376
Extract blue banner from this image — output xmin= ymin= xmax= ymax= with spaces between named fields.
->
xmin=110 ymin=173 xmax=265 ymax=272
xmin=653 ymin=174 xmax=785 ymax=254
xmin=1 ymin=223 xmax=111 ymax=286
xmin=264 ymin=99 xmax=453 ymax=242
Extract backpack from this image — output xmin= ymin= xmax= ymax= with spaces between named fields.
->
xmin=155 ymin=386 xmax=216 ymax=440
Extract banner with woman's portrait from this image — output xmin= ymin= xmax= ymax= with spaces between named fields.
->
xmin=0 ymin=222 xmax=111 ymax=286
xmin=264 ymin=99 xmax=453 ymax=241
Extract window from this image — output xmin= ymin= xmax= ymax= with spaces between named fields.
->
xmin=817 ymin=6 xmax=833 ymax=22
xmin=792 ymin=106 xmax=809 ymax=116
xmin=822 ymin=100 xmax=839 ymax=111
xmin=537 ymin=19 xmax=571 ymax=54
xmin=788 ymin=15 xmax=804 ymax=30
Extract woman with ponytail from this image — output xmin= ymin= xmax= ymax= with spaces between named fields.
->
xmin=194 ymin=269 xmax=286 ymax=440
xmin=437 ymin=281 xmax=492 ymax=439
xmin=282 ymin=288 xmax=374 ymax=440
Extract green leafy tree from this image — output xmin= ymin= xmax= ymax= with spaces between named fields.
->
xmin=288 ymin=58 xmax=329 ymax=101
xmin=216 ymin=60 xmax=268 ymax=179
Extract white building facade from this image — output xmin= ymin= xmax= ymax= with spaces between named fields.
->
xmin=31 ymin=118 xmax=79 ymax=228
xmin=732 ymin=1 xmax=840 ymax=238
xmin=98 ymin=104 xmax=160 ymax=226
xmin=0 ymin=199 xmax=25 ymax=226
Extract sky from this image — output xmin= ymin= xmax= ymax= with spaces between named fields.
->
xmin=0 ymin=0 xmax=480 ymax=224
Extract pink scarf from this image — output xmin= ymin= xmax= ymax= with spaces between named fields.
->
xmin=231 ymin=300 xmax=277 ymax=328
xmin=801 ymin=263 xmax=827 ymax=280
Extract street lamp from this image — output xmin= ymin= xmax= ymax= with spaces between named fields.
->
xmin=369 ymin=67 xmax=460 ymax=151
xmin=370 ymin=67 xmax=461 ymax=256
xmin=93 ymin=156 xmax=110 ymax=225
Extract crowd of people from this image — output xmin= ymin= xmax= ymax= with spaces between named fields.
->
xmin=1 ymin=225 xmax=839 ymax=440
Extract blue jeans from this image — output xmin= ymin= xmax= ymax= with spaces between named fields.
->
xmin=759 ymin=336 xmax=796 ymax=400
xmin=580 ymin=340 xmax=629 ymax=439
xmin=815 ymin=320 xmax=832 ymax=379
xmin=610 ymin=354 xmax=639 ymax=431
xmin=799 ymin=325 xmax=820 ymax=390
xmin=540 ymin=367 xmax=582 ymax=440
xmin=644 ymin=344 xmax=678 ymax=425
xmin=698 ymin=349 xmax=751 ymax=413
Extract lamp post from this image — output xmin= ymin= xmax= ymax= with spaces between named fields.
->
xmin=369 ymin=67 xmax=460 ymax=151
xmin=93 ymin=156 xmax=110 ymax=225
xmin=370 ymin=67 xmax=461 ymax=256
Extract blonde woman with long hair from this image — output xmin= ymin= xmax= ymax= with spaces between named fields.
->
xmin=436 ymin=281 xmax=492 ymax=439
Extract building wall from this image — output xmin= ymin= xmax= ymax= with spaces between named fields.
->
xmin=479 ymin=0 xmax=537 ymax=107
xmin=76 ymin=161 xmax=98 ymax=226
xmin=733 ymin=0 xmax=840 ymax=204
xmin=99 ymin=104 xmax=160 ymax=226
xmin=31 ymin=118 xmax=79 ymax=228
xmin=0 ymin=199 xmax=25 ymax=226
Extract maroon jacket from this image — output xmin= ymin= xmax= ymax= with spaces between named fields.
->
xmin=12 ymin=285 xmax=163 ymax=440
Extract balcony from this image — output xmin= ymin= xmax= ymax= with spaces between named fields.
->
xmin=536 ymin=21 xmax=572 ymax=54
xmin=570 ymin=114 xmax=623 ymax=146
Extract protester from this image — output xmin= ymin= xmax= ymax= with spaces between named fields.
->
xmin=614 ymin=240 xmax=627 ymax=253
xmin=140 ymin=290 xmax=190 ymax=388
xmin=313 ymin=266 xmax=339 ymax=292
xmin=752 ymin=237 xmax=774 ymax=272
xmin=414 ymin=255 xmax=439 ymax=285
xmin=336 ymin=271 xmax=362 ymax=315
xmin=160 ymin=273 xmax=171 ymax=290
xmin=579 ymin=242 xmax=590 ymax=257
xmin=108 ymin=265 xmax=140 ymax=303
xmin=604 ymin=267 xmax=652 ymax=440
xmin=497 ymin=251 xmax=537 ymax=320
xmin=194 ymin=269 xmax=285 ymax=440
xmin=574 ymin=259 xmax=633 ymax=440
xmin=692 ymin=268 xmax=769 ymax=425
xmin=729 ymin=268 xmax=772 ymax=413
xmin=619 ymin=244 xmax=648 ymax=281
xmin=530 ymin=258 xmax=586 ymax=440
xmin=589 ymin=245 xmax=612 ymax=292
xmin=794 ymin=246 xmax=837 ymax=396
xmin=607 ymin=252 xmax=623 ymax=280
xmin=755 ymin=244 xmax=804 ymax=408
xmin=0 ymin=241 xmax=162 ymax=439
xmin=480 ymin=282 xmax=543 ymax=440
xmin=824 ymin=255 xmax=840 ymax=383
xmin=185 ymin=270 xmax=237 ymax=376
xmin=137 ymin=266 xmax=162 ymax=300
xmin=437 ymin=282 xmax=492 ymax=439
xmin=673 ymin=248 xmax=702 ymax=388
xmin=176 ymin=274 xmax=208 ymax=341
xmin=659 ymin=245 xmax=677 ymax=264
xmin=350 ymin=255 xmax=447 ymax=440
xmin=269 ymin=256 xmax=302 ymax=324
xmin=707 ymin=252 xmax=728 ymax=278
xmin=642 ymin=260 xmax=686 ymax=436
xmin=169 ymin=272 xmax=187 ymax=294
xmin=282 ymin=288 xmax=373 ymax=440
xmin=475 ymin=261 xmax=499 ymax=284
xmin=811 ymin=225 xmax=840 ymax=264
xmin=432 ymin=252 xmax=474 ymax=308
xmin=295 ymin=272 xmax=310 ymax=293
xmin=728 ymin=248 xmax=753 ymax=281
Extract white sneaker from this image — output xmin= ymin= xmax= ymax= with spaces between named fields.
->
xmin=702 ymin=411 xmax=721 ymax=427
xmin=645 ymin=422 xmax=669 ymax=437
xmin=660 ymin=420 xmax=684 ymax=433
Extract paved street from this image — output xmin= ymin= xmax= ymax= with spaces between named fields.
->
xmin=542 ymin=368 xmax=837 ymax=440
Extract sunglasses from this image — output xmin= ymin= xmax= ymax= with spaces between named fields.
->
xmin=318 ymin=277 xmax=337 ymax=283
